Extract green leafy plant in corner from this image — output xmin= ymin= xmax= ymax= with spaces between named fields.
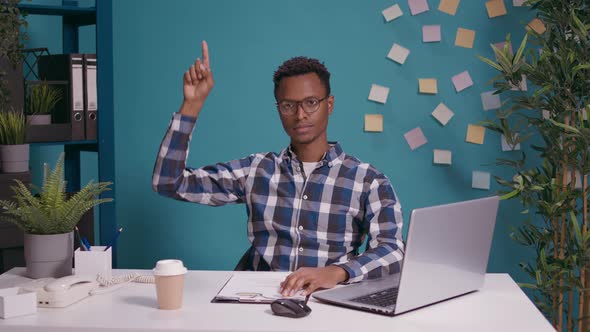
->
xmin=0 ymin=153 xmax=113 ymax=235
xmin=0 ymin=0 xmax=29 ymax=108
xmin=0 ymin=109 xmax=26 ymax=144
xmin=477 ymin=0 xmax=590 ymax=331
xmin=26 ymin=83 xmax=62 ymax=115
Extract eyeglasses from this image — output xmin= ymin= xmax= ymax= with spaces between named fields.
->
xmin=276 ymin=96 xmax=329 ymax=115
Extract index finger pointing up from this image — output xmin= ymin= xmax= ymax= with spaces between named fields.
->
xmin=202 ymin=40 xmax=210 ymax=69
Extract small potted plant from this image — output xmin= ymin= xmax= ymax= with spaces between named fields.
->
xmin=25 ymin=82 xmax=62 ymax=125
xmin=0 ymin=153 xmax=113 ymax=278
xmin=0 ymin=109 xmax=29 ymax=173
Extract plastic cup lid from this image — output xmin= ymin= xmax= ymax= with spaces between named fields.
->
xmin=153 ymin=259 xmax=188 ymax=276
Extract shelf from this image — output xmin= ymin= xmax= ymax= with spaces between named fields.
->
xmin=17 ymin=4 xmax=96 ymax=26
xmin=29 ymin=140 xmax=97 ymax=147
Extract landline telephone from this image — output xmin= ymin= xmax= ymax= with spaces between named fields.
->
xmin=19 ymin=273 xmax=155 ymax=308
xmin=20 ymin=275 xmax=99 ymax=308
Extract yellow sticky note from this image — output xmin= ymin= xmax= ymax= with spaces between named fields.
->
xmin=455 ymin=28 xmax=476 ymax=48
xmin=485 ymin=0 xmax=507 ymax=18
xmin=419 ymin=78 xmax=438 ymax=94
xmin=365 ymin=114 xmax=383 ymax=132
xmin=527 ymin=18 xmax=546 ymax=34
xmin=438 ymin=0 xmax=460 ymax=15
xmin=466 ymin=124 xmax=486 ymax=144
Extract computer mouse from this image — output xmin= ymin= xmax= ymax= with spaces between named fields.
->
xmin=271 ymin=298 xmax=312 ymax=318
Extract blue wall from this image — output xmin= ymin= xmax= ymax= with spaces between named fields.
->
xmin=25 ymin=0 xmax=538 ymax=282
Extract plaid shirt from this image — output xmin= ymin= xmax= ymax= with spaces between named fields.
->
xmin=152 ymin=113 xmax=404 ymax=282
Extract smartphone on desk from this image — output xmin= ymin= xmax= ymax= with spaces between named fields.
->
xmin=20 ymin=275 xmax=99 ymax=308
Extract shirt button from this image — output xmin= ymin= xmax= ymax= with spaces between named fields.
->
xmin=298 ymin=226 xmax=303 ymax=231
xmin=296 ymin=166 xmax=301 ymax=172
xmin=299 ymin=247 xmax=304 ymax=252
xmin=303 ymin=195 xmax=308 ymax=200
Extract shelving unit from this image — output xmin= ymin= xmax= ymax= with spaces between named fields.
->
xmin=5 ymin=0 xmax=116 ymax=265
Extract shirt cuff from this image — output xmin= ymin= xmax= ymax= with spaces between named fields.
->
xmin=332 ymin=261 xmax=365 ymax=284
xmin=172 ymin=112 xmax=197 ymax=134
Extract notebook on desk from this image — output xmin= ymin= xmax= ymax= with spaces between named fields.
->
xmin=313 ymin=196 xmax=500 ymax=316
xmin=212 ymin=271 xmax=305 ymax=304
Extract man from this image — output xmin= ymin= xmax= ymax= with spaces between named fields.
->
xmin=152 ymin=41 xmax=404 ymax=297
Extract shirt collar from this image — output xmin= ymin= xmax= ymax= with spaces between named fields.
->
xmin=279 ymin=141 xmax=344 ymax=168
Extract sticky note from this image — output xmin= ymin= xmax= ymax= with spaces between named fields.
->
xmin=513 ymin=0 xmax=527 ymax=6
xmin=481 ymin=91 xmax=501 ymax=111
xmin=466 ymin=124 xmax=486 ymax=144
xmin=493 ymin=41 xmax=513 ymax=60
xmin=527 ymin=18 xmax=546 ymax=34
xmin=455 ymin=28 xmax=476 ymax=48
xmin=452 ymin=71 xmax=473 ymax=92
xmin=368 ymin=84 xmax=390 ymax=104
xmin=387 ymin=43 xmax=410 ymax=64
xmin=382 ymin=4 xmax=403 ymax=22
xmin=419 ymin=79 xmax=438 ymax=94
xmin=433 ymin=149 xmax=452 ymax=165
xmin=408 ymin=0 xmax=429 ymax=15
xmin=566 ymin=170 xmax=583 ymax=189
xmin=423 ymin=25 xmax=441 ymax=43
xmin=438 ymin=0 xmax=460 ymax=15
xmin=501 ymin=134 xmax=521 ymax=151
xmin=472 ymin=171 xmax=491 ymax=190
xmin=404 ymin=127 xmax=427 ymax=150
xmin=486 ymin=0 xmax=507 ymax=18
xmin=542 ymin=109 xmax=551 ymax=119
xmin=511 ymin=74 xmax=527 ymax=91
xmin=432 ymin=103 xmax=454 ymax=126
xmin=365 ymin=114 xmax=383 ymax=132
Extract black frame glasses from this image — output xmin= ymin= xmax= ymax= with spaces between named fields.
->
xmin=276 ymin=96 xmax=329 ymax=115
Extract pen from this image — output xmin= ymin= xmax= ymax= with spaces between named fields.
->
xmin=104 ymin=227 xmax=123 ymax=251
xmin=75 ymin=226 xmax=86 ymax=251
xmin=82 ymin=237 xmax=91 ymax=251
xmin=305 ymin=294 xmax=311 ymax=305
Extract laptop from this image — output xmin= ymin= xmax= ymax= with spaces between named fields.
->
xmin=313 ymin=196 xmax=500 ymax=316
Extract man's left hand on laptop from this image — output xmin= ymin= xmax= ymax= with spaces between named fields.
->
xmin=279 ymin=266 xmax=349 ymax=297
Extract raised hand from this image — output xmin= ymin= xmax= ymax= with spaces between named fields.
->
xmin=181 ymin=40 xmax=214 ymax=117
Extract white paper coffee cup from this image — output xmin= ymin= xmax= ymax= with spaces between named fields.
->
xmin=153 ymin=259 xmax=187 ymax=310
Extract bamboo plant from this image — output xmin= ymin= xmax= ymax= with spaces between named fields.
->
xmin=0 ymin=109 xmax=26 ymax=144
xmin=0 ymin=153 xmax=113 ymax=234
xmin=26 ymin=83 xmax=62 ymax=115
xmin=478 ymin=1 xmax=590 ymax=331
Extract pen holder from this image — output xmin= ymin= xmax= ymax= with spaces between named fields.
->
xmin=74 ymin=246 xmax=112 ymax=280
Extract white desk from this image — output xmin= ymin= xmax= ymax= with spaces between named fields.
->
xmin=0 ymin=268 xmax=555 ymax=332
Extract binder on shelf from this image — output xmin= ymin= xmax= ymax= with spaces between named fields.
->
xmin=38 ymin=54 xmax=86 ymax=141
xmin=83 ymin=54 xmax=97 ymax=140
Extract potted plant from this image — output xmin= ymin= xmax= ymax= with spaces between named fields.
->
xmin=25 ymin=82 xmax=62 ymax=125
xmin=0 ymin=109 xmax=29 ymax=173
xmin=0 ymin=153 xmax=113 ymax=278
xmin=478 ymin=1 xmax=590 ymax=331
xmin=0 ymin=0 xmax=28 ymax=112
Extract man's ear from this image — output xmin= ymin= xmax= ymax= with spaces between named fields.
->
xmin=328 ymin=95 xmax=334 ymax=115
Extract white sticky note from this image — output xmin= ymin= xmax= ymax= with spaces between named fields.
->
xmin=368 ymin=84 xmax=390 ymax=104
xmin=501 ymin=134 xmax=521 ymax=151
xmin=542 ymin=109 xmax=551 ymax=119
xmin=567 ymin=170 xmax=583 ymax=189
xmin=432 ymin=103 xmax=454 ymax=126
xmin=433 ymin=149 xmax=452 ymax=165
xmin=423 ymin=25 xmax=441 ymax=42
xmin=452 ymin=70 xmax=474 ymax=92
xmin=387 ymin=43 xmax=410 ymax=64
xmin=382 ymin=4 xmax=403 ymax=22
xmin=472 ymin=171 xmax=491 ymax=190
xmin=511 ymin=74 xmax=527 ymax=91
xmin=513 ymin=0 xmax=527 ymax=6
xmin=481 ymin=91 xmax=501 ymax=111
xmin=404 ymin=127 xmax=428 ymax=150
xmin=408 ymin=0 xmax=429 ymax=15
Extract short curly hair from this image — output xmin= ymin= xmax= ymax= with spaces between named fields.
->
xmin=273 ymin=56 xmax=331 ymax=98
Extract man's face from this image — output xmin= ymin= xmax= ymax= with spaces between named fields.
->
xmin=275 ymin=73 xmax=334 ymax=146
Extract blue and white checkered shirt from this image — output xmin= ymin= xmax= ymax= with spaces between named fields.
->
xmin=152 ymin=113 xmax=404 ymax=282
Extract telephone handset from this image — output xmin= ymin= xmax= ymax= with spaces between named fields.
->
xmin=21 ymin=275 xmax=99 ymax=308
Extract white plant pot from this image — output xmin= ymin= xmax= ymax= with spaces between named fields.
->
xmin=26 ymin=114 xmax=51 ymax=125
xmin=0 ymin=144 xmax=30 ymax=173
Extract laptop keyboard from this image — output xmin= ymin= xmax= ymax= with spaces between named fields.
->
xmin=350 ymin=287 xmax=399 ymax=308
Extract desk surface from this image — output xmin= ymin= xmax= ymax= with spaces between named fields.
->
xmin=0 ymin=268 xmax=555 ymax=332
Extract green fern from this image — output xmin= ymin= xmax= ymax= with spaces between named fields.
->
xmin=0 ymin=153 xmax=113 ymax=234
